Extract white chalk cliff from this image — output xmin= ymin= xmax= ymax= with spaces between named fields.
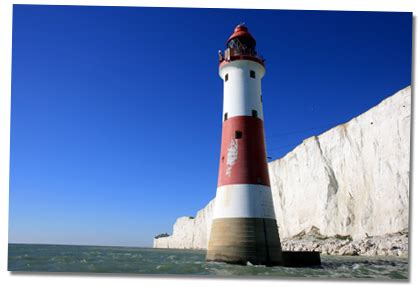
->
xmin=154 ymin=86 xmax=411 ymax=252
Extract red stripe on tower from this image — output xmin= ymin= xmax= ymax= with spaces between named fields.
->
xmin=218 ymin=116 xmax=270 ymax=187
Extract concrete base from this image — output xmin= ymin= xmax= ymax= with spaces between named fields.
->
xmin=206 ymin=217 xmax=283 ymax=266
xmin=281 ymin=251 xmax=321 ymax=267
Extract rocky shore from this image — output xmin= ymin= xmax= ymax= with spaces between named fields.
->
xmin=154 ymin=225 xmax=409 ymax=257
xmin=281 ymin=228 xmax=408 ymax=257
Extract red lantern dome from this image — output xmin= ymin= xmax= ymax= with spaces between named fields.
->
xmin=226 ymin=24 xmax=256 ymax=46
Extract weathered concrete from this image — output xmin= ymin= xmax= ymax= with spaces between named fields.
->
xmin=206 ymin=218 xmax=283 ymax=266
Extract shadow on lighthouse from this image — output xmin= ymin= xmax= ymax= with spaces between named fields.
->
xmin=205 ymin=24 xmax=321 ymax=267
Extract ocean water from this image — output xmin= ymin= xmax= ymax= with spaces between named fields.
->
xmin=8 ymin=244 xmax=408 ymax=279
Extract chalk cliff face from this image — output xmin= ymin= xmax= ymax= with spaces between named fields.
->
xmin=153 ymin=200 xmax=214 ymax=249
xmin=271 ymin=86 xmax=411 ymax=240
xmin=154 ymin=86 xmax=411 ymax=251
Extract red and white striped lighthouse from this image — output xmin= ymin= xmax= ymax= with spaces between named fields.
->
xmin=206 ymin=24 xmax=283 ymax=266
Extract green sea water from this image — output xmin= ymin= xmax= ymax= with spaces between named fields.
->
xmin=8 ymin=244 xmax=408 ymax=279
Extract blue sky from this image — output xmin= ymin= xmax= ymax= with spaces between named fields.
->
xmin=9 ymin=5 xmax=412 ymax=247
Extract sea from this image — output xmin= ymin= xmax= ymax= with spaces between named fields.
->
xmin=8 ymin=244 xmax=408 ymax=280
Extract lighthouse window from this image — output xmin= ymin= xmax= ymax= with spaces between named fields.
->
xmin=225 ymin=73 xmax=229 ymax=82
xmin=261 ymin=95 xmax=263 ymax=103
xmin=235 ymin=130 xmax=243 ymax=139
xmin=250 ymin=70 xmax=256 ymax=78
xmin=252 ymin=109 xmax=258 ymax=118
xmin=224 ymin=113 xmax=228 ymax=121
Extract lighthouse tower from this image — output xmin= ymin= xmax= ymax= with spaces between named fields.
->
xmin=206 ymin=24 xmax=283 ymax=266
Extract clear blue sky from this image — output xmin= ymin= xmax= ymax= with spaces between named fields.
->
xmin=9 ymin=5 xmax=412 ymax=247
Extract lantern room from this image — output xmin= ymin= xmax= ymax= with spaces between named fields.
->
xmin=219 ymin=24 xmax=265 ymax=67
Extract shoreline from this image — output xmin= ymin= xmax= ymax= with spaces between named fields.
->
xmin=281 ymin=230 xmax=408 ymax=257
xmin=153 ymin=230 xmax=408 ymax=257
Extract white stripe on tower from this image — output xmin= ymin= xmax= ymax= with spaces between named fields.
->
xmin=213 ymin=184 xmax=275 ymax=219
xmin=220 ymin=60 xmax=265 ymax=121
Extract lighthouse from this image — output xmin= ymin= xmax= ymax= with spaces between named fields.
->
xmin=206 ymin=24 xmax=283 ymax=266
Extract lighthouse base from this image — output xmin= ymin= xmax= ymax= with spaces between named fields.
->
xmin=206 ymin=217 xmax=283 ymax=266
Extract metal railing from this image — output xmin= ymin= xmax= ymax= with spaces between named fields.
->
xmin=219 ymin=47 xmax=265 ymax=63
